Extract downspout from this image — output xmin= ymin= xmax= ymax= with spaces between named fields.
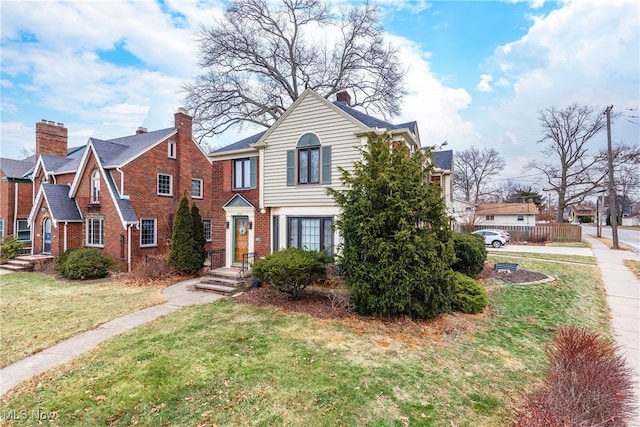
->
xmin=127 ymin=224 xmax=132 ymax=272
xmin=259 ymin=148 xmax=265 ymax=210
xmin=116 ymin=167 xmax=124 ymax=195
xmin=63 ymin=222 xmax=68 ymax=252
xmin=14 ymin=182 xmax=18 ymax=232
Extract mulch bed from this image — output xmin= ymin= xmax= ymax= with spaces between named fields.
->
xmin=235 ymin=266 xmax=552 ymax=321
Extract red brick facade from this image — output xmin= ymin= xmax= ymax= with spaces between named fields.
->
xmin=0 ymin=173 xmax=32 ymax=237
xmin=29 ymin=110 xmax=214 ymax=270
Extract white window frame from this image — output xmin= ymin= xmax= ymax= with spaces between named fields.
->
xmin=16 ymin=219 xmax=30 ymax=242
xmin=517 ymin=215 xmax=524 ymax=221
xmin=233 ymin=158 xmax=251 ymax=189
xmin=168 ymin=139 xmax=176 ymax=159
xmin=191 ymin=178 xmax=203 ymax=199
xmin=157 ymin=173 xmax=173 ymax=196
xmin=140 ymin=218 xmax=157 ymax=247
xmin=202 ymin=218 xmax=212 ymax=242
xmin=86 ymin=217 xmax=104 ymax=247
xmin=91 ymin=170 xmax=100 ymax=204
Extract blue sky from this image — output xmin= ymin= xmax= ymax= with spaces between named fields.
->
xmin=1 ymin=0 xmax=638 ymax=193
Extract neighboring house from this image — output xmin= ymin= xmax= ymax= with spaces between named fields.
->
xmin=567 ymin=205 xmax=595 ymax=223
xmin=429 ymin=150 xmax=454 ymax=211
xmin=209 ymin=88 xmax=449 ymax=267
xmin=621 ymin=215 xmax=640 ymax=227
xmin=475 ymin=202 xmax=538 ymax=226
xmin=451 ymin=198 xmax=476 ymax=227
xmin=27 ymin=110 xmax=213 ymax=270
xmin=0 ymin=157 xmax=35 ymax=244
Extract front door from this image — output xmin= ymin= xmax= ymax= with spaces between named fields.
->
xmin=43 ymin=218 xmax=52 ymax=254
xmin=233 ymin=216 xmax=249 ymax=264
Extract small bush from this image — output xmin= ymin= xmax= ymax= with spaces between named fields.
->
xmin=251 ymin=247 xmax=332 ymax=299
xmin=132 ymin=255 xmax=175 ymax=280
xmin=59 ymin=248 xmax=116 ymax=280
xmin=451 ymin=271 xmax=488 ymax=314
xmin=513 ymin=326 xmax=636 ymax=427
xmin=0 ymin=236 xmax=25 ymax=261
xmin=452 ymin=233 xmax=487 ymax=278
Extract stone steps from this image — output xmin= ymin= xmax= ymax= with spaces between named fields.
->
xmin=193 ymin=267 xmax=254 ymax=295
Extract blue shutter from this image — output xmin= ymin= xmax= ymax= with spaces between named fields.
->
xmin=321 ymin=145 xmax=332 ymax=184
xmin=250 ymin=156 xmax=257 ymax=189
xmin=286 ymin=150 xmax=294 ymax=186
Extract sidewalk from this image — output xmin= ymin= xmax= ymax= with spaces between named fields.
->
xmin=0 ymin=278 xmax=224 ymax=396
xmin=582 ymin=234 xmax=640 ymax=426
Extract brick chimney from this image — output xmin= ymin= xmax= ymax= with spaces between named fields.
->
xmin=336 ymin=89 xmax=351 ymax=106
xmin=174 ymin=108 xmax=192 ymax=143
xmin=36 ymin=120 xmax=68 ymax=158
xmin=136 ymin=126 xmax=147 ymax=134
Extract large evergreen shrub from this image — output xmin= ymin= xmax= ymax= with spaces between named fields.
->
xmin=328 ymin=133 xmax=456 ymax=319
xmin=451 ymin=232 xmax=487 ymax=278
xmin=168 ymin=195 xmax=202 ymax=274
xmin=0 ymin=236 xmax=25 ymax=261
xmin=191 ymin=204 xmax=207 ymax=269
xmin=251 ymin=247 xmax=332 ymax=299
xmin=58 ymin=248 xmax=115 ymax=280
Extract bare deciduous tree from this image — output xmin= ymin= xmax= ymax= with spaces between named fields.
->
xmin=453 ymin=147 xmax=505 ymax=203
xmin=527 ymin=103 xmax=608 ymax=222
xmin=183 ymin=0 xmax=406 ymax=144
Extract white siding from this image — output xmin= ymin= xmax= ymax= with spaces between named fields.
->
xmin=263 ymin=94 xmax=366 ymax=207
xmin=476 ymin=213 xmax=536 ymax=226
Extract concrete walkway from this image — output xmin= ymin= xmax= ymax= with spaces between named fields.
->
xmin=0 ymin=278 xmax=224 ymax=396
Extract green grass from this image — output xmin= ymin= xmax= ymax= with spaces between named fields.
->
xmin=0 ymin=273 xmax=165 ymax=367
xmin=490 ymin=252 xmax=596 ymax=265
xmin=623 ymin=259 xmax=640 ymax=280
xmin=0 ymin=256 xmax=610 ymax=426
xmin=545 ymin=241 xmax=591 ymax=248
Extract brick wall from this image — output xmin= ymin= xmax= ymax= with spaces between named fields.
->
xmin=0 ymin=172 xmax=33 ymax=237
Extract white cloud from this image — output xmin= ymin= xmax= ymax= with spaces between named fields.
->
xmin=387 ymin=34 xmax=476 ymax=148
xmin=476 ymin=74 xmax=494 ymax=93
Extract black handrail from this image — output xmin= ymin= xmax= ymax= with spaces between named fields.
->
xmin=240 ymin=252 xmax=257 ymax=278
xmin=207 ymin=249 xmax=226 ymax=270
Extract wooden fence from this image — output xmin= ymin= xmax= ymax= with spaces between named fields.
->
xmin=458 ymin=223 xmax=582 ymax=243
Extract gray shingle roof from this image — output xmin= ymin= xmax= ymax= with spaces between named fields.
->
xmin=432 ymin=150 xmax=453 ymax=171
xmin=105 ymin=171 xmax=137 ymax=223
xmin=211 ymin=131 xmax=266 ymax=154
xmin=42 ymin=184 xmax=82 ymax=221
xmin=102 ymin=128 xmax=176 ymax=166
xmin=0 ymin=158 xmax=35 ymax=179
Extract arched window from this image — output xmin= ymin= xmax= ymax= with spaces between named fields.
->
xmin=91 ymin=170 xmax=100 ymax=204
xmin=296 ymin=133 xmax=321 ymax=184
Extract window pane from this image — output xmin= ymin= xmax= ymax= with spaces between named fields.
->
xmin=17 ymin=220 xmax=30 ymax=241
xmin=323 ymin=218 xmax=333 ymax=255
xmin=202 ymin=219 xmax=212 ymax=241
xmin=298 ymin=151 xmax=308 ymax=184
xmin=191 ymin=179 xmax=202 ymax=197
xmin=288 ymin=218 xmax=298 ymax=247
xmin=158 ymin=174 xmax=171 ymax=195
xmin=300 ymin=219 xmax=320 ymax=251
xmin=243 ymin=160 xmax=250 ymax=188
xmin=141 ymin=219 xmax=155 ymax=246
xmin=310 ymin=148 xmax=320 ymax=183
xmin=234 ymin=160 xmax=243 ymax=188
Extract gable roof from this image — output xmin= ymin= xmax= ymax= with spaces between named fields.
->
xmin=0 ymin=157 xmax=34 ymax=179
xmin=476 ymin=202 xmax=538 ymax=215
xmin=99 ymin=127 xmax=177 ymax=166
xmin=105 ymin=171 xmax=137 ymax=223
xmin=28 ymin=184 xmax=83 ymax=226
xmin=214 ymin=89 xmax=420 ymax=153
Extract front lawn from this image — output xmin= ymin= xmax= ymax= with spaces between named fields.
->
xmin=1 ymin=256 xmax=611 ymax=426
xmin=0 ymin=273 xmax=166 ymax=367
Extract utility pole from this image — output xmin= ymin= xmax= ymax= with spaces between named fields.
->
xmin=604 ymin=105 xmax=619 ymax=249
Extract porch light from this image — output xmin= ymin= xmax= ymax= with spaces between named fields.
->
xmin=225 ymin=221 xmax=229 ymax=229
xmin=249 ymin=222 xmax=253 ymax=230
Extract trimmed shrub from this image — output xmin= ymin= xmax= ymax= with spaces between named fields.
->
xmin=451 ymin=232 xmax=487 ymax=278
xmin=251 ymin=247 xmax=332 ymax=299
xmin=513 ymin=326 xmax=636 ymax=427
xmin=451 ymin=271 xmax=488 ymax=314
xmin=0 ymin=236 xmax=25 ymax=261
xmin=57 ymin=248 xmax=81 ymax=269
xmin=59 ymin=248 xmax=116 ymax=280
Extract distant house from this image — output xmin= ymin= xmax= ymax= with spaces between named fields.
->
xmin=567 ymin=205 xmax=595 ymax=223
xmin=209 ymin=88 xmax=451 ymax=268
xmin=475 ymin=202 xmax=538 ymax=226
xmin=27 ymin=110 xmax=213 ymax=270
xmin=0 ymin=157 xmax=35 ymax=244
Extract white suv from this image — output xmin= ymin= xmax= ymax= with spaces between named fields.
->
xmin=472 ymin=230 xmax=508 ymax=248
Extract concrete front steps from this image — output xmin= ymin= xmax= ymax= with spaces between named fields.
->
xmin=0 ymin=255 xmax=54 ymax=273
xmin=194 ymin=267 xmax=254 ymax=296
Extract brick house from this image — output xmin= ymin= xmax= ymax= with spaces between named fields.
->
xmin=209 ymin=88 xmax=450 ymax=267
xmin=27 ymin=109 xmax=213 ymax=271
